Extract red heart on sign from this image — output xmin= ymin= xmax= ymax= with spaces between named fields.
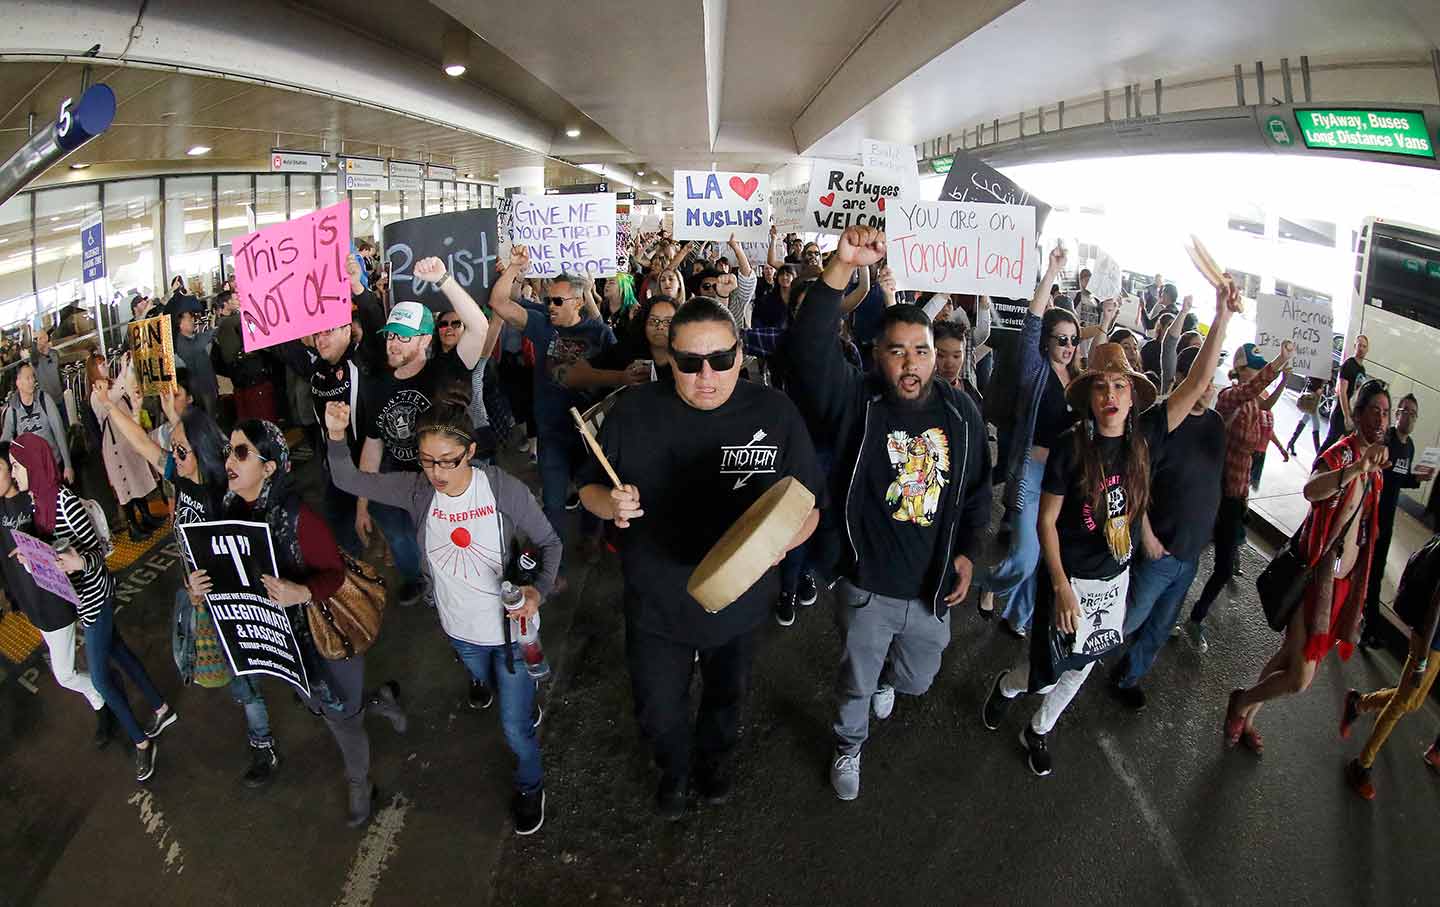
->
xmin=729 ymin=176 xmax=759 ymax=200
xmin=820 ymin=193 xmax=836 ymax=207
xmin=877 ymin=197 xmax=885 ymax=212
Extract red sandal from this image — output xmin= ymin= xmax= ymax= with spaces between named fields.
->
xmin=1224 ymin=689 xmax=1245 ymax=748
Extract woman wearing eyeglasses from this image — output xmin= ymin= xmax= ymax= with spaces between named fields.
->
xmin=99 ymin=376 xmax=290 ymax=789
xmin=324 ymin=391 xmax=561 ymax=836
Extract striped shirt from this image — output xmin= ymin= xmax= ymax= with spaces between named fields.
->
xmin=52 ymin=487 xmax=113 ymax=626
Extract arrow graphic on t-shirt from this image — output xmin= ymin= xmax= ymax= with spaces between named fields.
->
xmin=731 ymin=430 xmax=769 ymax=490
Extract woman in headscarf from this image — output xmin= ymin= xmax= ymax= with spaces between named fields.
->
xmin=196 ymin=420 xmax=405 ymax=826
xmin=9 ymin=433 xmax=175 ymax=781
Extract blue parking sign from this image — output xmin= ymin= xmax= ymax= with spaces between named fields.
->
xmin=81 ymin=213 xmax=105 ymax=284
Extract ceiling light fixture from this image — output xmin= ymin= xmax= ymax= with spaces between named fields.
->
xmin=565 ymin=127 xmax=581 ymax=138
xmin=442 ymin=27 xmax=469 ymax=77
xmin=650 ymin=179 xmax=658 ymax=185
xmin=636 ymin=168 xmax=645 ymax=177
xmin=70 ymin=162 xmax=90 ymax=170
xmin=187 ymin=145 xmax=211 ymax=156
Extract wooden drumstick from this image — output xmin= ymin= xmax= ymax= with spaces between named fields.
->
xmin=571 ymin=407 xmax=623 ymax=489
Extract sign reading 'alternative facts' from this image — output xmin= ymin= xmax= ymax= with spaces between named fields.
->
xmin=383 ymin=209 xmax=499 ymax=310
xmin=230 ymin=200 xmax=352 ymax=353
xmin=805 ymin=162 xmax=904 ymax=234
xmin=886 ymin=200 xmax=1037 ymax=298
xmin=510 ymin=193 xmax=617 ymax=278
xmin=673 ymin=170 xmax=770 ymax=243
xmin=1254 ymin=292 xmax=1335 ymax=378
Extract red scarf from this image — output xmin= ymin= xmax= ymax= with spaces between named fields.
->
xmin=10 ymin=433 xmax=60 ymax=534
xmin=1301 ymin=434 xmax=1381 ymax=662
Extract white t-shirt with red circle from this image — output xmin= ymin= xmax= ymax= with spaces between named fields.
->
xmin=424 ymin=468 xmax=507 ymax=645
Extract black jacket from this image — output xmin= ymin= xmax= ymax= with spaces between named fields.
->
xmin=786 ymin=280 xmax=992 ymax=618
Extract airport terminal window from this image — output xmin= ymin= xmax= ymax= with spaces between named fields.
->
xmin=424 ymin=180 xmax=442 ymax=215
xmin=219 ymin=175 xmax=255 ymax=245
xmin=103 ymin=179 xmax=160 ymax=299
xmin=1227 ymin=205 xmax=1266 ymax=236
xmin=289 ymin=174 xmax=317 ymax=218
xmin=378 ymin=190 xmax=403 ymax=233
xmin=1277 ymin=216 xmax=1336 ymax=248
xmin=164 ymin=176 xmax=217 ymax=288
xmin=351 ymin=191 xmax=380 ymax=242
xmin=1273 ymin=280 xmax=1331 ymax=304
xmin=1228 ymin=268 xmax=1262 ymax=300
xmin=0 ymin=194 xmax=33 ymax=316
xmin=33 ymin=184 xmax=100 ymax=317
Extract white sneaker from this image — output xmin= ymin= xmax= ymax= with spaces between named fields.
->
xmin=871 ymin=683 xmax=896 ymax=720
xmin=1185 ymin=621 xmax=1209 ymax=653
xmin=830 ymin=751 xmax=861 ymax=801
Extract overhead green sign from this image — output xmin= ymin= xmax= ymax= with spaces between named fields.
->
xmin=1294 ymin=109 xmax=1434 ymax=159
xmin=929 ymin=155 xmax=954 ymax=174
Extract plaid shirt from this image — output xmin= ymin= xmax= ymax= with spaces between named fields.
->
xmin=1216 ymin=360 xmax=1282 ymax=498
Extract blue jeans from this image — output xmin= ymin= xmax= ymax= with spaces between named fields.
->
xmin=1116 ymin=554 xmax=1200 ymax=688
xmin=325 ymin=482 xmax=363 ymax=558
xmin=370 ymin=501 xmax=421 ymax=583
xmin=83 ymin=601 xmax=166 ymax=745
xmin=977 ymin=453 xmax=1044 ymax=630
xmin=228 ymin=674 xmax=273 ymax=746
xmin=536 ymin=430 xmax=580 ymax=539
xmin=450 ymin=638 xmax=543 ymax=794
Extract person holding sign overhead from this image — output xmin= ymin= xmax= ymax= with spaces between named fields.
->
xmin=981 ymin=276 xmax=1240 ymax=777
xmin=578 ymin=298 xmax=823 ymax=820
xmin=784 ymin=226 xmax=991 ymax=801
xmin=357 ymin=256 xmax=490 ymax=608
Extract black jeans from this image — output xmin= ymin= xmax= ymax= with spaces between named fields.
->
xmin=1364 ymin=503 xmax=1399 ymax=630
xmin=1191 ymin=495 xmax=1247 ymax=623
xmin=624 ymin=620 xmax=755 ymax=783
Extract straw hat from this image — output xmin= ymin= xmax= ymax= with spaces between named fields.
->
xmin=1065 ymin=342 xmax=1157 ymax=413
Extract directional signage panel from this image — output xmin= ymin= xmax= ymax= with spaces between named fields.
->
xmin=1294 ymin=109 xmax=1434 ymax=159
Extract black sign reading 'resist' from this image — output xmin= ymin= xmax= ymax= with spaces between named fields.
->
xmin=384 ymin=209 xmax=499 ymax=310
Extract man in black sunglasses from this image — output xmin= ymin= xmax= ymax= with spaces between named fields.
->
xmin=787 ymin=225 xmax=992 ymax=802
xmin=577 ymin=298 xmax=824 ymax=820
xmin=489 ymin=245 xmax=615 ymax=536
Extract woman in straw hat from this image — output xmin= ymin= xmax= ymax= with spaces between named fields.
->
xmin=981 ymin=277 xmax=1243 ymax=776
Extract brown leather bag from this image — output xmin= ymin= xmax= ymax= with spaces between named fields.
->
xmin=306 ymin=553 xmax=387 ymax=660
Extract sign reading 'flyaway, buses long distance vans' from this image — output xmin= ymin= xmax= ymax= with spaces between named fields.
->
xmin=1294 ymin=109 xmax=1434 ymax=159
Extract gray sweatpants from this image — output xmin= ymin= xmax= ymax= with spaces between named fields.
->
xmin=833 ymin=580 xmax=951 ymax=755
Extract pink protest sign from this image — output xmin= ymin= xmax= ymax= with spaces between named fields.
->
xmin=231 ymin=200 xmax=352 ymax=352
xmin=12 ymin=530 xmax=80 ymax=606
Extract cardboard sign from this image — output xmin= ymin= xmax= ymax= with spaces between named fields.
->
xmin=805 ymin=161 xmax=904 ymax=235
xmin=383 ymin=208 xmax=498 ymax=310
xmin=1418 ymin=447 xmax=1440 ymax=474
xmin=615 ymin=212 xmax=633 ymax=271
xmin=939 ymin=150 xmax=1052 ymax=233
xmin=177 ymin=520 xmax=310 ymax=697
xmin=231 ymin=200 xmax=352 ymax=352
xmin=11 ymin=531 xmax=79 ymax=606
xmin=510 ymin=193 xmax=617 ymax=278
xmin=720 ymin=241 xmax=771 ymax=269
xmin=126 ymin=315 xmax=176 ymax=396
xmin=771 ymin=184 xmax=809 ymax=229
xmin=861 ymin=139 xmax=922 ymax=201
xmin=886 ymin=200 xmax=1037 ymax=298
xmin=1090 ymin=251 xmax=1122 ymax=300
xmin=673 ymin=170 xmax=771 ymax=243
xmin=1254 ymin=292 xmax=1335 ymax=378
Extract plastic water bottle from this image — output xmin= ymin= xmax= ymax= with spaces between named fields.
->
xmin=501 ymin=579 xmax=550 ymax=681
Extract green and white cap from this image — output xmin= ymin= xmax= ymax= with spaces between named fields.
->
xmin=381 ymin=301 xmax=434 ymax=337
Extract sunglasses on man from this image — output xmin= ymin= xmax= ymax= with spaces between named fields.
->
xmin=671 ymin=343 xmax=739 ymax=374
xmin=546 ymin=296 xmax=578 ymax=308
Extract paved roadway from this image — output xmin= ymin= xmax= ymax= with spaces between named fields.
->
xmin=1 ymin=454 xmax=1437 ymax=906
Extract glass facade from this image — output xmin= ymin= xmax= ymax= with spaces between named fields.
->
xmin=0 ymin=171 xmax=496 ymax=346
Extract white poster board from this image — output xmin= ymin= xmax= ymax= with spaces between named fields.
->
xmin=672 ymin=171 xmax=770 ymax=243
xmin=1089 ymin=251 xmax=1122 ymax=300
xmin=771 ymin=184 xmax=809 ymax=230
xmin=861 ymin=138 xmax=922 ymax=202
xmin=510 ymin=193 xmax=618 ymax=278
xmin=1253 ymin=292 xmax=1335 ymax=378
xmin=805 ymin=161 xmax=905 ymax=235
xmin=885 ymin=200 xmax=1037 ymax=298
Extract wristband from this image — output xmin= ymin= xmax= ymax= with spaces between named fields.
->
xmin=436 ymin=272 xmax=451 ymax=288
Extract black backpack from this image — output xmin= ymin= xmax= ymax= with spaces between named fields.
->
xmin=1393 ymin=533 xmax=1440 ymax=633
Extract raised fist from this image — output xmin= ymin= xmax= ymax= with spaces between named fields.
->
xmin=836 ymin=227 xmax=885 ymax=267
xmin=414 ymin=257 xmax=447 ymax=283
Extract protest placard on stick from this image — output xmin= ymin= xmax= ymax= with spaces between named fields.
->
xmin=126 ymin=315 xmax=176 ymax=396
xmin=231 ymin=200 xmax=352 ymax=352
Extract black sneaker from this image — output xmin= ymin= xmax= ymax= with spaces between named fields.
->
xmin=982 ymin=670 xmax=1012 ymax=731
xmin=1108 ymin=682 xmax=1147 ymax=711
xmin=774 ymin=592 xmax=796 ymax=627
xmin=397 ymin=580 xmax=425 ymax=608
xmin=1021 ymin=725 xmax=1052 ymax=777
xmin=136 ymin=741 xmax=157 ymax=782
xmin=145 ymin=705 xmax=178 ymax=739
xmin=656 ymin=775 xmax=687 ymax=821
xmin=796 ymin=573 xmax=819 ymax=607
xmin=469 ymin=680 xmax=494 ymax=710
xmin=242 ymin=744 xmax=280 ymax=789
xmin=93 ymin=706 xmax=115 ymax=750
xmin=512 ymin=786 xmax=546 ymax=835
xmin=565 ymin=491 xmax=581 ymax=511
xmin=694 ymin=759 xmax=733 ymax=805
xmin=532 ymin=704 xmax=545 ymax=730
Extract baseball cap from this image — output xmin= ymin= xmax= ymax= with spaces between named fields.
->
xmin=380 ymin=301 xmax=434 ymax=338
xmin=1237 ymin=343 xmax=1267 ymax=370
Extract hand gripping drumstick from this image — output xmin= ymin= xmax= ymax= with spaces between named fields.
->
xmin=1184 ymin=234 xmax=1245 ymax=313
xmin=571 ymin=407 xmax=623 ymax=489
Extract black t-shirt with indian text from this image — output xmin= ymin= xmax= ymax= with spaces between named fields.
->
xmin=578 ymin=380 xmax=824 ymax=648
xmin=1042 ymin=412 xmax=1168 ymax=580
xmin=852 ymin=391 xmax=951 ymax=600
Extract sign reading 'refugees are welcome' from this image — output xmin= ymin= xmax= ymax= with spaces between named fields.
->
xmin=805 ymin=162 xmax=905 ymax=234
xmin=511 ymin=193 xmax=617 ymax=278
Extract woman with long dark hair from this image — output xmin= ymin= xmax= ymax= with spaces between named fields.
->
xmin=324 ymin=388 xmax=561 ymax=836
xmin=982 ymin=279 xmax=1239 ymax=776
xmin=9 ymin=433 xmax=175 ymax=781
xmin=201 ymin=419 xmax=405 ymax=825
xmin=101 ymin=378 xmax=292 ymax=788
